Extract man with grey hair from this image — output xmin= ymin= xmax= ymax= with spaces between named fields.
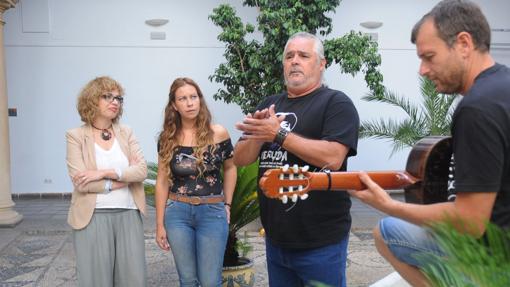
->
xmin=234 ymin=31 xmax=359 ymax=286
xmin=349 ymin=1 xmax=510 ymax=286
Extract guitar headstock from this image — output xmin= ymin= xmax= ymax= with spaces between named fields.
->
xmin=259 ymin=164 xmax=312 ymax=203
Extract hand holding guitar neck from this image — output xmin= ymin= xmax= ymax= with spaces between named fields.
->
xmin=259 ymin=164 xmax=419 ymax=203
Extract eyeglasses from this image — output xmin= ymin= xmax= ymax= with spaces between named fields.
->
xmin=101 ymin=94 xmax=124 ymax=104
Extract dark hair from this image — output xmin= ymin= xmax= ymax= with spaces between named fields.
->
xmin=411 ymin=0 xmax=491 ymax=52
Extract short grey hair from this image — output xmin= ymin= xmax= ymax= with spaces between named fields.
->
xmin=283 ymin=32 xmax=325 ymax=63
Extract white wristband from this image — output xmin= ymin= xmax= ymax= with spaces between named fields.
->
xmin=104 ymin=179 xmax=112 ymax=194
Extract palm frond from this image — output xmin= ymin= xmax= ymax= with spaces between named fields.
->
xmin=360 ymin=76 xmax=458 ymax=156
xmin=363 ymin=89 xmax=420 ymax=120
xmin=419 ymin=77 xmax=458 ymax=135
xmin=360 ymin=118 xmax=402 ymax=139
xmin=360 ymin=117 xmax=428 ymax=155
xmin=146 ymin=161 xmax=158 ymax=181
xmin=390 ymin=119 xmax=429 ymax=155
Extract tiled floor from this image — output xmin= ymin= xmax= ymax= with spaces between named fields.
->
xmin=0 ymin=195 xmax=401 ymax=286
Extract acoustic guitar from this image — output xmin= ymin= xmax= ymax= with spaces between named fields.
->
xmin=259 ymin=136 xmax=453 ymax=204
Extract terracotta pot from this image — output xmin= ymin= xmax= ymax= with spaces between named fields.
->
xmin=222 ymin=257 xmax=255 ymax=287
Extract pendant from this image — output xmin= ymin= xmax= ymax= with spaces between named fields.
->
xmin=101 ymin=129 xmax=112 ymax=141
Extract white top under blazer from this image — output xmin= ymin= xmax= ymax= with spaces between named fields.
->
xmin=94 ymin=139 xmax=137 ymax=209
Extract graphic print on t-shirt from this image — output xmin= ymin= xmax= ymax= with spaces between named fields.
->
xmin=447 ymin=153 xmax=456 ymax=201
xmin=259 ymin=112 xmax=297 ymax=170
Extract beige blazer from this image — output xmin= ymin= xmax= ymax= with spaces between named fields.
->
xmin=66 ymin=123 xmax=147 ymax=230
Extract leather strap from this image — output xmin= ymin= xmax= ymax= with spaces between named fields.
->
xmin=324 ymin=169 xmax=331 ymax=192
xmin=168 ymin=193 xmax=224 ymax=205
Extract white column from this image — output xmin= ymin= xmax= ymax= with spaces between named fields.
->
xmin=0 ymin=0 xmax=22 ymax=227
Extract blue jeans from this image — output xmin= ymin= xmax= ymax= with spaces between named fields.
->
xmin=379 ymin=217 xmax=445 ymax=268
xmin=265 ymin=236 xmax=349 ymax=287
xmin=164 ymin=200 xmax=228 ymax=287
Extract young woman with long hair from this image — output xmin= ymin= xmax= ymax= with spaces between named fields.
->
xmin=154 ymin=77 xmax=236 ymax=287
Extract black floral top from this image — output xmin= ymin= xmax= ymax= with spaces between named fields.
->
xmin=169 ymin=139 xmax=234 ymax=196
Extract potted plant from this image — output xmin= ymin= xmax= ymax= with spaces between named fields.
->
xmin=144 ymin=161 xmax=260 ymax=287
xmin=221 ymin=161 xmax=259 ymax=287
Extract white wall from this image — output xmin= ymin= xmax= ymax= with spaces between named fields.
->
xmin=3 ymin=0 xmax=510 ymax=194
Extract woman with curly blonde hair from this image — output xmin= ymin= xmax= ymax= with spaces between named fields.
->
xmin=66 ymin=76 xmax=147 ymax=286
xmin=155 ymin=77 xmax=236 ymax=287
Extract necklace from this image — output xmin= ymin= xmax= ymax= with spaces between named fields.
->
xmin=91 ymin=124 xmax=112 ymax=141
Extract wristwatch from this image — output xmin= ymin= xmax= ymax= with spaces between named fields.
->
xmin=274 ymin=127 xmax=290 ymax=146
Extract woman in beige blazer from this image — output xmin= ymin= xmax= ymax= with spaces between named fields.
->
xmin=66 ymin=76 xmax=147 ymax=287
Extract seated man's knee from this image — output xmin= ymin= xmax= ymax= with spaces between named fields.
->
xmin=372 ymin=225 xmax=382 ymax=241
xmin=373 ymin=224 xmax=390 ymax=255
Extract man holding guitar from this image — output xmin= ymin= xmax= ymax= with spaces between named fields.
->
xmin=349 ymin=1 xmax=510 ymax=286
xmin=234 ymin=32 xmax=359 ymax=287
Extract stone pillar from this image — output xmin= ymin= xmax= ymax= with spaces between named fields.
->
xmin=0 ymin=0 xmax=22 ymax=227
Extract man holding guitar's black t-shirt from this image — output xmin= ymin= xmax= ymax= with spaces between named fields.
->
xmin=349 ymin=1 xmax=510 ymax=286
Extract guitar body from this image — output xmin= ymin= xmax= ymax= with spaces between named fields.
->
xmin=405 ymin=136 xmax=452 ymax=204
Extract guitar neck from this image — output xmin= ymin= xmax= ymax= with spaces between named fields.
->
xmin=309 ymin=171 xmax=418 ymax=190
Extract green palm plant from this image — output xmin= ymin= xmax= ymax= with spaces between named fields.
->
xmin=223 ymin=161 xmax=259 ymax=267
xmin=420 ymin=222 xmax=510 ymax=287
xmin=143 ymin=161 xmax=260 ymax=267
xmin=143 ymin=161 xmax=158 ymax=207
xmin=360 ymin=77 xmax=458 ymax=155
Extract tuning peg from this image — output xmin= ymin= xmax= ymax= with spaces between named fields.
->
xmin=291 ymin=194 xmax=298 ymax=202
xmin=281 ymin=195 xmax=288 ymax=204
xmin=282 ymin=164 xmax=289 ymax=172
xmin=301 ymin=165 xmax=309 ymax=172
xmin=300 ymin=194 xmax=309 ymax=200
xmin=292 ymin=164 xmax=299 ymax=173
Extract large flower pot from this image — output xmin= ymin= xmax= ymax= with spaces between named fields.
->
xmin=222 ymin=257 xmax=255 ymax=287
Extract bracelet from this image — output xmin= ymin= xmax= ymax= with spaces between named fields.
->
xmin=224 ymin=202 xmax=231 ymax=207
xmin=274 ymin=127 xmax=290 ymax=146
xmin=104 ymin=179 xmax=113 ymax=194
